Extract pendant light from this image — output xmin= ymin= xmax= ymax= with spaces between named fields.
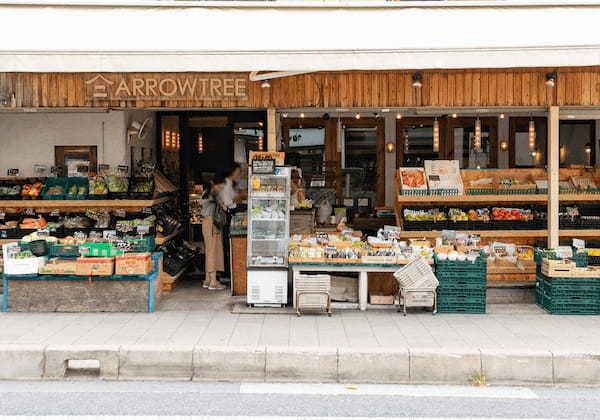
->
xmin=529 ymin=118 xmax=536 ymax=151
xmin=197 ymin=133 xmax=203 ymax=153
xmin=257 ymin=136 xmax=264 ymax=151
xmin=433 ymin=118 xmax=440 ymax=153
xmin=404 ymin=130 xmax=409 ymax=154
xmin=474 ymin=118 xmax=482 ymax=150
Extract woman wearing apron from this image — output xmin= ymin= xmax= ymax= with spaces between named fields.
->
xmin=201 ymin=175 xmax=227 ymax=290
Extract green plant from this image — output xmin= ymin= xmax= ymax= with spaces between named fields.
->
xmin=469 ymin=370 xmax=487 ymax=387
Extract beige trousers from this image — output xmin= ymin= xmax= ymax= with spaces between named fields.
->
xmin=202 ymin=216 xmax=224 ymax=286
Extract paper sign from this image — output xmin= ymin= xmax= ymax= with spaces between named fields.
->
xmin=24 ymin=208 xmax=35 ymax=216
xmin=573 ymin=239 xmax=586 ymax=249
xmin=6 ymin=169 xmax=19 ymax=176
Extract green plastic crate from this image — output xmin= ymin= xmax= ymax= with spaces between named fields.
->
xmin=49 ymin=243 xmax=82 ymax=258
xmin=437 ymin=304 xmax=486 ymax=314
xmin=437 ymin=271 xmax=487 ymax=281
xmin=41 ymin=177 xmax=68 ymax=200
xmin=437 ymin=288 xmax=486 ymax=297
xmin=79 ymin=242 xmax=124 ymax=257
xmin=437 ymin=295 xmax=486 ymax=305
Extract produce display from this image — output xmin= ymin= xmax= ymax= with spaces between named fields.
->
xmin=67 ymin=185 xmax=87 ymax=197
xmin=106 ymin=176 xmax=129 ymax=193
xmin=20 ymin=217 xmax=47 ymax=230
xmin=491 ymin=207 xmax=533 ymax=221
xmin=131 ymin=178 xmax=153 ymax=194
xmin=45 ymin=186 xmax=64 ymax=195
xmin=399 ymin=168 xmax=427 ymax=194
xmin=89 ymin=177 xmax=109 ymax=195
xmin=21 ymin=182 xmax=43 ymax=198
xmin=0 ymin=185 xmax=20 ymax=197
xmin=403 ymin=208 xmax=447 ymax=222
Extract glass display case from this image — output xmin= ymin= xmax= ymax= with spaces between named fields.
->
xmin=247 ymin=167 xmax=291 ymax=267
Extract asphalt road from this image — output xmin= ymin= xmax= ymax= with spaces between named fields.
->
xmin=1 ymin=381 xmax=600 ymax=419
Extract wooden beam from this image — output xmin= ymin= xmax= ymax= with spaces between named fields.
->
xmin=267 ymin=107 xmax=277 ymax=152
xmin=548 ymin=106 xmax=560 ymax=248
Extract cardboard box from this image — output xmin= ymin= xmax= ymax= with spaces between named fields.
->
xmin=39 ymin=258 xmax=78 ymax=275
xmin=76 ymin=257 xmax=114 ymax=276
xmin=115 ymin=252 xmax=152 ymax=276
xmin=369 ymin=293 xmax=395 ymax=305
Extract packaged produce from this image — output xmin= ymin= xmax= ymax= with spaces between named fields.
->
xmin=0 ymin=185 xmax=21 ymax=196
xmin=106 ymin=176 xmax=129 ymax=193
xmin=21 ymin=182 xmax=43 ymax=198
xmin=491 ymin=207 xmax=533 ymax=221
xmin=130 ymin=179 xmax=153 ymax=193
xmin=20 ymin=217 xmax=47 ymax=230
xmin=403 ymin=208 xmax=447 ymax=221
xmin=62 ymin=215 xmax=94 ymax=229
xmin=75 ymin=257 xmax=115 ymax=276
xmin=115 ymin=252 xmax=152 ymax=275
xmin=89 ymin=177 xmax=109 ymax=195
xmin=85 ymin=210 xmax=111 ymax=228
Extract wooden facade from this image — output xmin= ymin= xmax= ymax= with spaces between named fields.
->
xmin=2 ymin=67 xmax=600 ymax=109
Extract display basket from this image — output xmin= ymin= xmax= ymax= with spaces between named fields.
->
xmin=394 ymin=257 xmax=439 ymax=289
xmin=106 ymin=176 xmax=130 ymax=199
xmin=295 ymin=273 xmax=331 ymax=316
xmin=79 ymin=242 xmax=124 ymax=257
xmin=88 ymin=176 xmax=109 ymax=200
xmin=0 ymin=179 xmax=23 ymax=200
xmin=129 ymin=177 xmax=155 ymax=200
xmin=49 ymin=243 xmax=82 ymax=258
xmin=41 ymin=177 xmax=68 ymax=200
xmin=66 ymin=177 xmax=89 ymax=200
xmin=496 ymin=174 xmax=536 ymax=195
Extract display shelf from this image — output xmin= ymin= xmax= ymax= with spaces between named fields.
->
xmin=396 ymin=194 xmax=548 ymax=203
xmin=0 ymin=197 xmax=171 ymax=208
xmin=155 ymin=227 xmax=184 ymax=245
xmin=399 ymin=230 xmax=600 ymax=238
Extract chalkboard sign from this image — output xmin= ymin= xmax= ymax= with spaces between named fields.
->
xmin=7 ymin=168 xmax=19 ymax=176
xmin=251 ymin=158 xmax=276 ymax=175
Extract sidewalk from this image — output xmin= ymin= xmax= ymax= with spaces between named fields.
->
xmin=1 ymin=279 xmax=600 ymax=385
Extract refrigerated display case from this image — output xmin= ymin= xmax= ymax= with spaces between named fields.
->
xmin=246 ymin=166 xmax=291 ymax=306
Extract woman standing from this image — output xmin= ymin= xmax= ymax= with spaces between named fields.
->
xmin=201 ymin=175 xmax=227 ymax=290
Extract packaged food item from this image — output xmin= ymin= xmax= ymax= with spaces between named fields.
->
xmin=106 ymin=176 xmax=129 ymax=193
xmin=89 ymin=176 xmax=109 ymax=195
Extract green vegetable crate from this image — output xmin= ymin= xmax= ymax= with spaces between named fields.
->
xmin=535 ymin=272 xmax=600 ymax=315
xmin=41 ymin=177 xmax=69 ymax=200
xmin=79 ymin=242 xmax=124 ymax=257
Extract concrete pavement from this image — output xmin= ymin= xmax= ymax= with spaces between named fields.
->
xmin=1 ymin=284 xmax=600 ymax=385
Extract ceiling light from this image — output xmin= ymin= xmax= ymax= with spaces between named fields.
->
xmin=412 ymin=72 xmax=423 ymax=88
xmin=396 ymin=113 xmax=402 ymax=119
xmin=381 ymin=108 xmax=390 ymax=113
xmin=585 ymin=142 xmax=592 ymax=154
xmin=452 ymin=113 xmax=458 ymax=119
xmin=499 ymin=113 xmax=505 ymax=119
xmin=258 ymin=122 xmax=263 ymax=127
xmin=261 ymin=80 xmax=271 ymax=89
xmin=282 ymin=113 xmax=288 ymax=118
xmin=545 ymin=71 xmax=557 ymax=87
xmin=355 ymin=113 xmax=361 ymax=119
xmin=300 ymin=112 xmax=305 ymax=118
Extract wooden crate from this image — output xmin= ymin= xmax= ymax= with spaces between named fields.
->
xmin=541 ymin=258 xmax=600 ymax=278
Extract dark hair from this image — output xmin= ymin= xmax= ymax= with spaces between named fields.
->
xmin=224 ymin=162 xmax=241 ymax=178
xmin=212 ymin=173 xmax=226 ymax=186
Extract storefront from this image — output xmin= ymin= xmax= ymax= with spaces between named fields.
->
xmin=2 ymin=1 xmax=600 ymax=314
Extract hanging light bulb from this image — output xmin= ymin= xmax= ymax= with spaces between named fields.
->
xmin=452 ymin=113 xmax=458 ymax=119
xmin=404 ymin=131 xmax=409 ymax=154
xmin=529 ymin=119 xmax=536 ymax=151
xmin=257 ymin=136 xmax=264 ymax=151
xmin=396 ymin=113 xmax=402 ymax=120
xmin=355 ymin=113 xmax=361 ymax=120
xmin=197 ymin=134 xmax=203 ymax=153
xmin=474 ymin=118 xmax=482 ymax=150
xmin=433 ymin=118 xmax=440 ymax=153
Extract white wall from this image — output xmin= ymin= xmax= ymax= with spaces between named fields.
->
xmin=0 ymin=110 xmax=157 ymax=177
xmin=123 ymin=109 xmax=157 ymax=171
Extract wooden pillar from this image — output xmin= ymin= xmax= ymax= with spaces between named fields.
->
xmin=548 ymin=106 xmax=560 ymax=248
xmin=267 ymin=108 xmax=277 ymax=152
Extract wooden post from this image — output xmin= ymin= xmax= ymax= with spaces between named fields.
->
xmin=548 ymin=106 xmax=560 ymax=248
xmin=267 ymin=107 xmax=277 ymax=152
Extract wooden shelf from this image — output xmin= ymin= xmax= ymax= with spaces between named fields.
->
xmin=400 ymin=230 xmax=600 ymax=238
xmin=155 ymin=228 xmax=184 ymax=245
xmin=0 ymin=197 xmax=171 ymax=208
xmin=397 ymin=193 xmax=600 ymax=204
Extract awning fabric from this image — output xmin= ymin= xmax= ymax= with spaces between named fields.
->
xmin=2 ymin=2 xmax=600 ymax=72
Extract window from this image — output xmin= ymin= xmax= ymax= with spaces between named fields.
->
xmin=509 ymin=117 xmax=547 ymax=168
xmin=396 ymin=118 xmax=442 ymax=167
xmin=560 ymin=120 xmax=596 ymax=167
xmin=449 ymin=117 xmax=498 ymax=169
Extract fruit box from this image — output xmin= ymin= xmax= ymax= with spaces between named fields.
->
xmin=76 ymin=257 xmax=115 ymax=276
xmin=115 ymin=252 xmax=152 ymax=275
xmin=39 ymin=258 xmax=78 ymax=275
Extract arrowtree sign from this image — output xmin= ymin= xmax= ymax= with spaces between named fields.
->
xmin=85 ymin=74 xmax=248 ymax=101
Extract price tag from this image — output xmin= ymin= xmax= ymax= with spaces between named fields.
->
xmin=24 ymin=208 xmax=35 ymax=216
xmin=137 ymin=225 xmax=150 ymax=235
xmin=0 ymin=211 xmax=5 ymax=220
xmin=7 ymin=168 xmax=19 ymax=176
xmin=37 ymin=228 xmax=50 ymax=238
xmin=114 ymin=209 xmax=126 ymax=218
xmin=50 ymin=209 xmax=61 ymax=217
xmin=573 ymin=238 xmax=586 ymax=249
xmin=251 ymin=158 xmax=276 ymax=175
xmin=118 ymin=165 xmax=129 ymax=175
xmin=77 ymin=165 xmax=89 ymax=173
xmin=143 ymin=207 xmax=153 ymax=214
xmin=103 ymin=230 xmax=117 ymax=240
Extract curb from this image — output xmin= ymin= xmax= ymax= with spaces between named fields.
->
xmin=0 ymin=344 xmax=599 ymax=385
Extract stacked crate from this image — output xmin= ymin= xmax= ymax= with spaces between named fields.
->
xmin=435 ymin=255 xmax=487 ymax=314
xmin=536 ymin=256 xmax=600 ymax=315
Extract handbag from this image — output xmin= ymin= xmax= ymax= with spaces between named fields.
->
xmin=213 ymin=202 xmax=228 ymax=230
